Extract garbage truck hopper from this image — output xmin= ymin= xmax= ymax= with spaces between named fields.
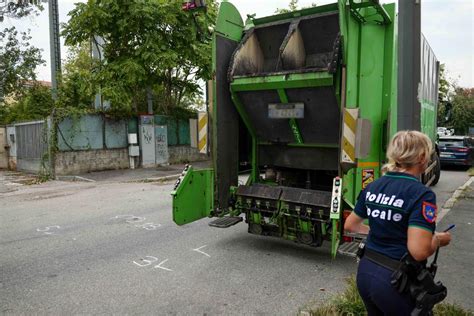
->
xmin=171 ymin=0 xmax=441 ymax=258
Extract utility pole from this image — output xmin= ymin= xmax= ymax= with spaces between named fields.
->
xmin=48 ymin=0 xmax=61 ymax=179
xmin=398 ymin=0 xmax=421 ymax=131
xmin=48 ymin=0 xmax=61 ymax=99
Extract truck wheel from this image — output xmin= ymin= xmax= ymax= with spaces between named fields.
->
xmin=430 ymin=154 xmax=441 ymax=186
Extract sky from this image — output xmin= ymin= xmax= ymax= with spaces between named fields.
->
xmin=2 ymin=0 xmax=473 ymax=88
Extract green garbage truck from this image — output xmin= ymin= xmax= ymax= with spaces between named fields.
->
xmin=172 ymin=0 xmax=441 ymax=257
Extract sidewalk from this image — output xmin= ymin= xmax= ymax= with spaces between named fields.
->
xmin=65 ymin=160 xmax=212 ymax=183
xmin=436 ymin=180 xmax=473 ymax=310
xmin=0 ymin=171 xmax=41 ymax=193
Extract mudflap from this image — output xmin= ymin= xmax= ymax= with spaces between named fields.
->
xmin=171 ymin=165 xmax=214 ymax=226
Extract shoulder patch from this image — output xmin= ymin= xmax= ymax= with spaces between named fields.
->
xmin=422 ymin=201 xmax=437 ymax=223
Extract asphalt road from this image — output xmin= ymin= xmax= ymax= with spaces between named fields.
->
xmin=0 ymin=168 xmax=471 ymax=315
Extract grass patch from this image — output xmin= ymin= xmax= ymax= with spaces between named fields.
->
xmin=468 ymin=167 xmax=474 ymax=177
xmin=300 ymin=276 xmax=473 ymax=316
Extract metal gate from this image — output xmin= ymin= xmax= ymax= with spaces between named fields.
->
xmin=15 ymin=120 xmax=48 ymax=173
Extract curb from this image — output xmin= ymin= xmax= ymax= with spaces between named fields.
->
xmin=438 ymin=176 xmax=474 ymax=223
xmin=128 ymin=173 xmax=181 ymax=183
xmin=56 ymin=175 xmax=96 ymax=183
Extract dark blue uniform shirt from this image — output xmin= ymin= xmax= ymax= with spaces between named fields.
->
xmin=354 ymin=171 xmax=437 ymax=260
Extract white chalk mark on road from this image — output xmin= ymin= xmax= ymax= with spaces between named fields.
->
xmin=193 ymin=245 xmax=211 ymax=258
xmin=133 ymin=256 xmax=158 ymax=267
xmin=36 ymin=226 xmax=61 ymax=235
xmin=154 ymin=259 xmax=173 ymax=272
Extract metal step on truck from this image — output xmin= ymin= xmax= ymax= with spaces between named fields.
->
xmin=172 ymin=0 xmax=441 ymax=258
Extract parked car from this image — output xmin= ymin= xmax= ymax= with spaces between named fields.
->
xmin=438 ymin=136 xmax=474 ymax=167
xmin=437 ymin=127 xmax=454 ymax=137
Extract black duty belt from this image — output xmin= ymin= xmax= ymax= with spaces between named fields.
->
xmin=364 ymin=248 xmax=401 ymax=271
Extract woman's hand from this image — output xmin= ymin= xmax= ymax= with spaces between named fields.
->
xmin=433 ymin=231 xmax=452 ymax=248
xmin=344 ymin=212 xmax=369 ymax=234
xmin=408 ymin=228 xmax=452 ymax=261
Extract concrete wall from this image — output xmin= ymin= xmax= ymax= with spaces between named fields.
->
xmin=0 ymin=127 xmax=8 ymax=169
xmin=55 ymin=148 xmax=129 ymax=175
xmin=168 ymin=145 xmax=208 ymax=164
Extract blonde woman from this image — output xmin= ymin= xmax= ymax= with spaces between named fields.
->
xmin=344 ymin=130 xmax=451 ymax=315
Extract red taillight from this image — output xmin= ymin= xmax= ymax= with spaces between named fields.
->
xmin=456 ymin=148 xmax=469 ymax=152
xmin=342 ymin=210 xmax=354 ymax=243
xmin=343 ymin=236 xmax=354 ymax=243
xmin=343 ymin=210 xmax=352 ymax=221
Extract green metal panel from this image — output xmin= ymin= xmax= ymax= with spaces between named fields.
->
xmin=154 ymin=115 xmax=191 ymax=146
xmin=421 ymin=100 xmax=437 ymax=142
xmin=178 ymin=119 xmax=191 ymax=145
xmin=355 ymin=21 xmax=386 ymax=194
xmin=128 ymin=117 xmax=138 ymax=134
xmin=380 ymin=4 xmax=397 ymax=155
xmin=212 ymin=2 xmax=244 ymax=209
xmin=215 ymin=1 xmax=244 ymax=41
xmin=276 ymin=89 xmax=303 ymax=144
xmin=171 ymin=167 xmax=214 ymax=226
xmin=230 ymin=73 xmax=333 ymax=92
xmin=342 ymin=2 xmax=397 ymax=207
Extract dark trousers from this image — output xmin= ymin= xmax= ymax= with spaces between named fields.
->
xmin=357 ymin=257 xmax=416 ymax=316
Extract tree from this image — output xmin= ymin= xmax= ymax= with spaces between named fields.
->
xmin=62 ymin=0 xmax=217 ymax=116
xmin=450 ymin=88 xmax=474 ymax=135
xmin=0 ymin=27 xmax=45 ymax=123
xmin=0 ymin=0 xmax=42 ymax=21
xmin=5 ymin=83 xmax=54 ymax=123
xmin=275 ymin=0 xmax=317 ymax=14
xmin=57 ymin=42 xmax=97 ymax=110
xmin=437 ymin=64 xmax=452 ymax=126
xmin=0 ymin=27 xmax=45 ymax=101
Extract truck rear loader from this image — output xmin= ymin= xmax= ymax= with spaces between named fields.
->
xmin=171 ymin=0 xmax=441 ymax=257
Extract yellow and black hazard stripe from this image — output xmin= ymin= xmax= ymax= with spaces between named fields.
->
xmin=198 ymin=112 xmax=208 ymax=154
xmin=341 ymin=108 xmax=358 ymax=164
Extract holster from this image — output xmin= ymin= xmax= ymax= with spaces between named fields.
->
xmin=391 ymin=254 xmax=447 ymax=316
xmin=356 ymin=241 xmax=366 ymax=260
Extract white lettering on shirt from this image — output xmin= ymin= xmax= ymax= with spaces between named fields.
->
xmin=365 ymin=207 xmax=401 ymax=222
xmin=393 ymin=213 xmax=402 ymax=221
xmin=365 ymin=191 xmax=405 ymax=208
xmin=393 ymin=199 xmax=404 ymax=208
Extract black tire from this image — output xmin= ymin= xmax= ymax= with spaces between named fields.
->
xmin=430 ymin=154 xmax=441 ymax=186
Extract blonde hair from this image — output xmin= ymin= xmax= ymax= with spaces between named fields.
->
xmin=382 ymin=130 xmax=432 ymax=173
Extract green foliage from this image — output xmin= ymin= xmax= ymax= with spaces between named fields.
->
xmin=57 ymin=42 xmax=97 ymax=111
xmin=0 ymin=27 xmax=45 ymax=104
xmin=275 ymin=0 xmax=317 ymax=14
xmin=4 ymin=83 xmax=54 ymax=123
xmin=436 ymin=64 xmax=474 ymax=135
xmin=0 ymin=0 xmax=43 ymax=20
xmin=438 ymin=64 xmax=450 ymax=103
xmin=302 ymin=276 xmax=473 ymax=316
xmin=437 ymin=64 xmax=453 ymax=126
xmin=434 ymin=302 xmax=474 ymax=316
xmin=61 ymin=0 xmax=217 ymax=116
xmin=450 ymin=88 xmax=474 ymax=135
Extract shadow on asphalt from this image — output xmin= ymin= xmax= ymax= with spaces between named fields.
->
xmin=440 ymin=165 xmax=471 ymax=172
xmin=214 ymin=231 xmax=355 ymax=264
